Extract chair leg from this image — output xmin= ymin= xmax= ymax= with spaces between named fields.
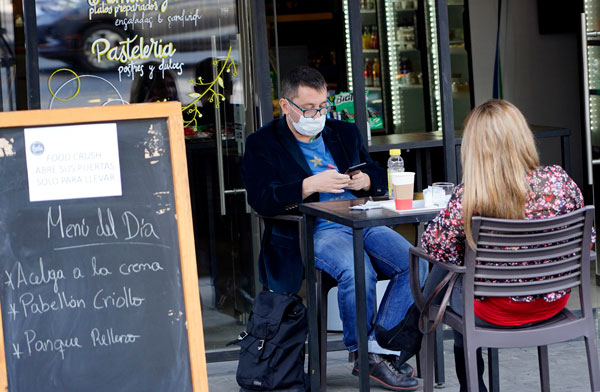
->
xmin=317 ymin=272 xmax=328 ymax=392
xmin=487 ymin=348 xmax=499 ymax=392
xmin=415 ymin=351 xmax=422 ymax=379
xmin=584 ymin=333 xmax=600 ymax=391
xmin=434 ymin=326 xmax=445 ymax=386
xmin=537 ymin=345 xmax=550 ymax=392
xmin=422 ymin=326 xmax=436 ymax=392
xmin=462 ymin=343 xmax=479 ymax=392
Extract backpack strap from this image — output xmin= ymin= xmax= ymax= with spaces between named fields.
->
xmin=226 ymin=330 xmax=249 ymax=346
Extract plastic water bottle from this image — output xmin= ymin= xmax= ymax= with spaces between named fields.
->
xmin=387 ymin=149 xmax=404 ymax=199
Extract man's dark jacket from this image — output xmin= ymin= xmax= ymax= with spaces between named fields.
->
xmin=241 ymin=116 xmax=386 ymax=293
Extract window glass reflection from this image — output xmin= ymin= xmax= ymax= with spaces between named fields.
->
xmin=36 ymin=0 xmax=255 ymax=353
xmin=0 ymin=0 xmax=16 ymax=111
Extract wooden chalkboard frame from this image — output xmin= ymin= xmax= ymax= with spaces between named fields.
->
xmin=0 ymin=102 xmax=207 ymax=391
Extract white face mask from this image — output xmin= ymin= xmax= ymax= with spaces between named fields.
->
xmin=290 ymin=114 xmax=326 ymax=137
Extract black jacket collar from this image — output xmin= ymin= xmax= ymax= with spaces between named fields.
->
xmin=274 ymin=116 xmax=349 ymax=176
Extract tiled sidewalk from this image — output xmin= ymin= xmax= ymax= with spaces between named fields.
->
xmin=207 ymin=337 xmax=599 ymax=391
xmin=207 ymin=280 xmax=600 ymax=391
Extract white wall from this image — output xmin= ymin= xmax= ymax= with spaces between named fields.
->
xmin=468 ymin=0 xmax=583 ymax=186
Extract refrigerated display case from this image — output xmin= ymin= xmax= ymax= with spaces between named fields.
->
xmin=581 ymin=0 xmax=600 ymax=284
xmin=343 ymin=0 xmax=472 ymax=135
xmin=343 ymin=0 xmax=387 ymax=133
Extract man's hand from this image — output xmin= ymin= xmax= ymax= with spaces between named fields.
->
xmin=302 ymin=170 xmax=350 ymax=199
xmin=345 ymin=170 xmax=371 ymax=191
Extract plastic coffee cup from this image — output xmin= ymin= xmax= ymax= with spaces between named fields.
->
xmin=391 ymin=172 xmax=415 ymax=210
xmin=431 ymin=182 xmax=454 ymax=207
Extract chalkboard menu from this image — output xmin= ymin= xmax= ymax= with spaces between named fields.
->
xmin=0 ymin=103 xmax=206 ymax=391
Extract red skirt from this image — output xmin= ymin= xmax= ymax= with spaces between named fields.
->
xmin=474 ymin=294 xmax=569 ymax=326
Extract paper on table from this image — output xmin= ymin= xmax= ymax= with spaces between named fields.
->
xmin=348 ymin=200 xmax=384 ymax=210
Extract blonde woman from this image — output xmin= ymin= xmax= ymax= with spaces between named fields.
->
xmin=376 ymin=99 xmax=593 ymax=391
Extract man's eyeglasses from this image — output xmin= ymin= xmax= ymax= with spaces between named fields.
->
xmin=286 ymin=98 xmax=332 ymax=118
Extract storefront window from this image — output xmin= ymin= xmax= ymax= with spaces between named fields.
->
xmin=0 ymin=0 xmax=16 ymax=112
xmin=36 ymin=0 xmax=238 ymax=110
xmin=33 ymin=0 xmax=257 ymax=353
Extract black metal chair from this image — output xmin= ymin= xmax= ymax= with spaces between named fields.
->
xmin=256 ymin=213 xmax=335 ymax=391
xmin=409 ymin=206 xmax=600 ymax=392
xmin=257 ymin=213 xmax=446 ymax=390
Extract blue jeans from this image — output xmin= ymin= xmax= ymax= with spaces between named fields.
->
xmin=314 ymin=224 xmax=428 ymax=353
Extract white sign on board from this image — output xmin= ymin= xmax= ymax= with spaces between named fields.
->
xmin=24 ymin=123 xmax=122 ymax=202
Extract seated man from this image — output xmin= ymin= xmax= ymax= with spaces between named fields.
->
xmin=241 ymin=66 xmax=421 ymax=391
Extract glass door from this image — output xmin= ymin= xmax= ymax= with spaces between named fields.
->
xmin=340 ymin=0 xmax=386 ymax=133
xmin=33 ymin=0 xmax=257 ymax=352
xmin=0 ymin=0 xmax=16 ymax=111
xmin=358 ymin=0 xmax=385 ymax=133
xmin=384 ymin=0 xmax=434 ymax=133
xmin=447 ymin=0 xmax=471 ymax=130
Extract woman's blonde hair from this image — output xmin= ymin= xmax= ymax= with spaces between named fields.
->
xmin=461 ymin=99 xmax=540 ymax=248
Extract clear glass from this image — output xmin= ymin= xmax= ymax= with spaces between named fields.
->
xmin=431 ymin=181 xmax=454 ymax=207
xmin=34 ymin=0 xmax=256 ymax=352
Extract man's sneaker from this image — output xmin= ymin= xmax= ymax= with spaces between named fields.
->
xmin=352 ymin=353 xmax=419 ymax=391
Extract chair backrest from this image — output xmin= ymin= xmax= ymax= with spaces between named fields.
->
xmin=462 ymin=206 xmax=595 ymax=304
xmin=255 ymin=213 xmax=306 ymax=263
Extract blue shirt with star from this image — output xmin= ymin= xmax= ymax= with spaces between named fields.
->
xmin=297 ymin=136 xmax=356 ymax=231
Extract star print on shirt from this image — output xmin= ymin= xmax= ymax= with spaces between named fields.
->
xmin=309 ymin=156 xmax=323 ymax=167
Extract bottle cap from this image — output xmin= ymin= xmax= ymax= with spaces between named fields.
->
xmin=389 ymin=148 xmax=401 ymax=155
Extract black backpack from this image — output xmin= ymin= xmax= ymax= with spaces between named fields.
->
xmin=229 ymin=290 xmax=309 ymax=391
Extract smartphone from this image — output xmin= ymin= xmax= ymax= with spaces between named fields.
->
xmin=344 ymin=162 xmax=367 ymax=174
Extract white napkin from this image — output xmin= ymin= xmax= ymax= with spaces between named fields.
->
xmin=423 ymin=186 xmax=434 ymax=208
xmin=349 ymin=200 xmax=383 ymax=210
